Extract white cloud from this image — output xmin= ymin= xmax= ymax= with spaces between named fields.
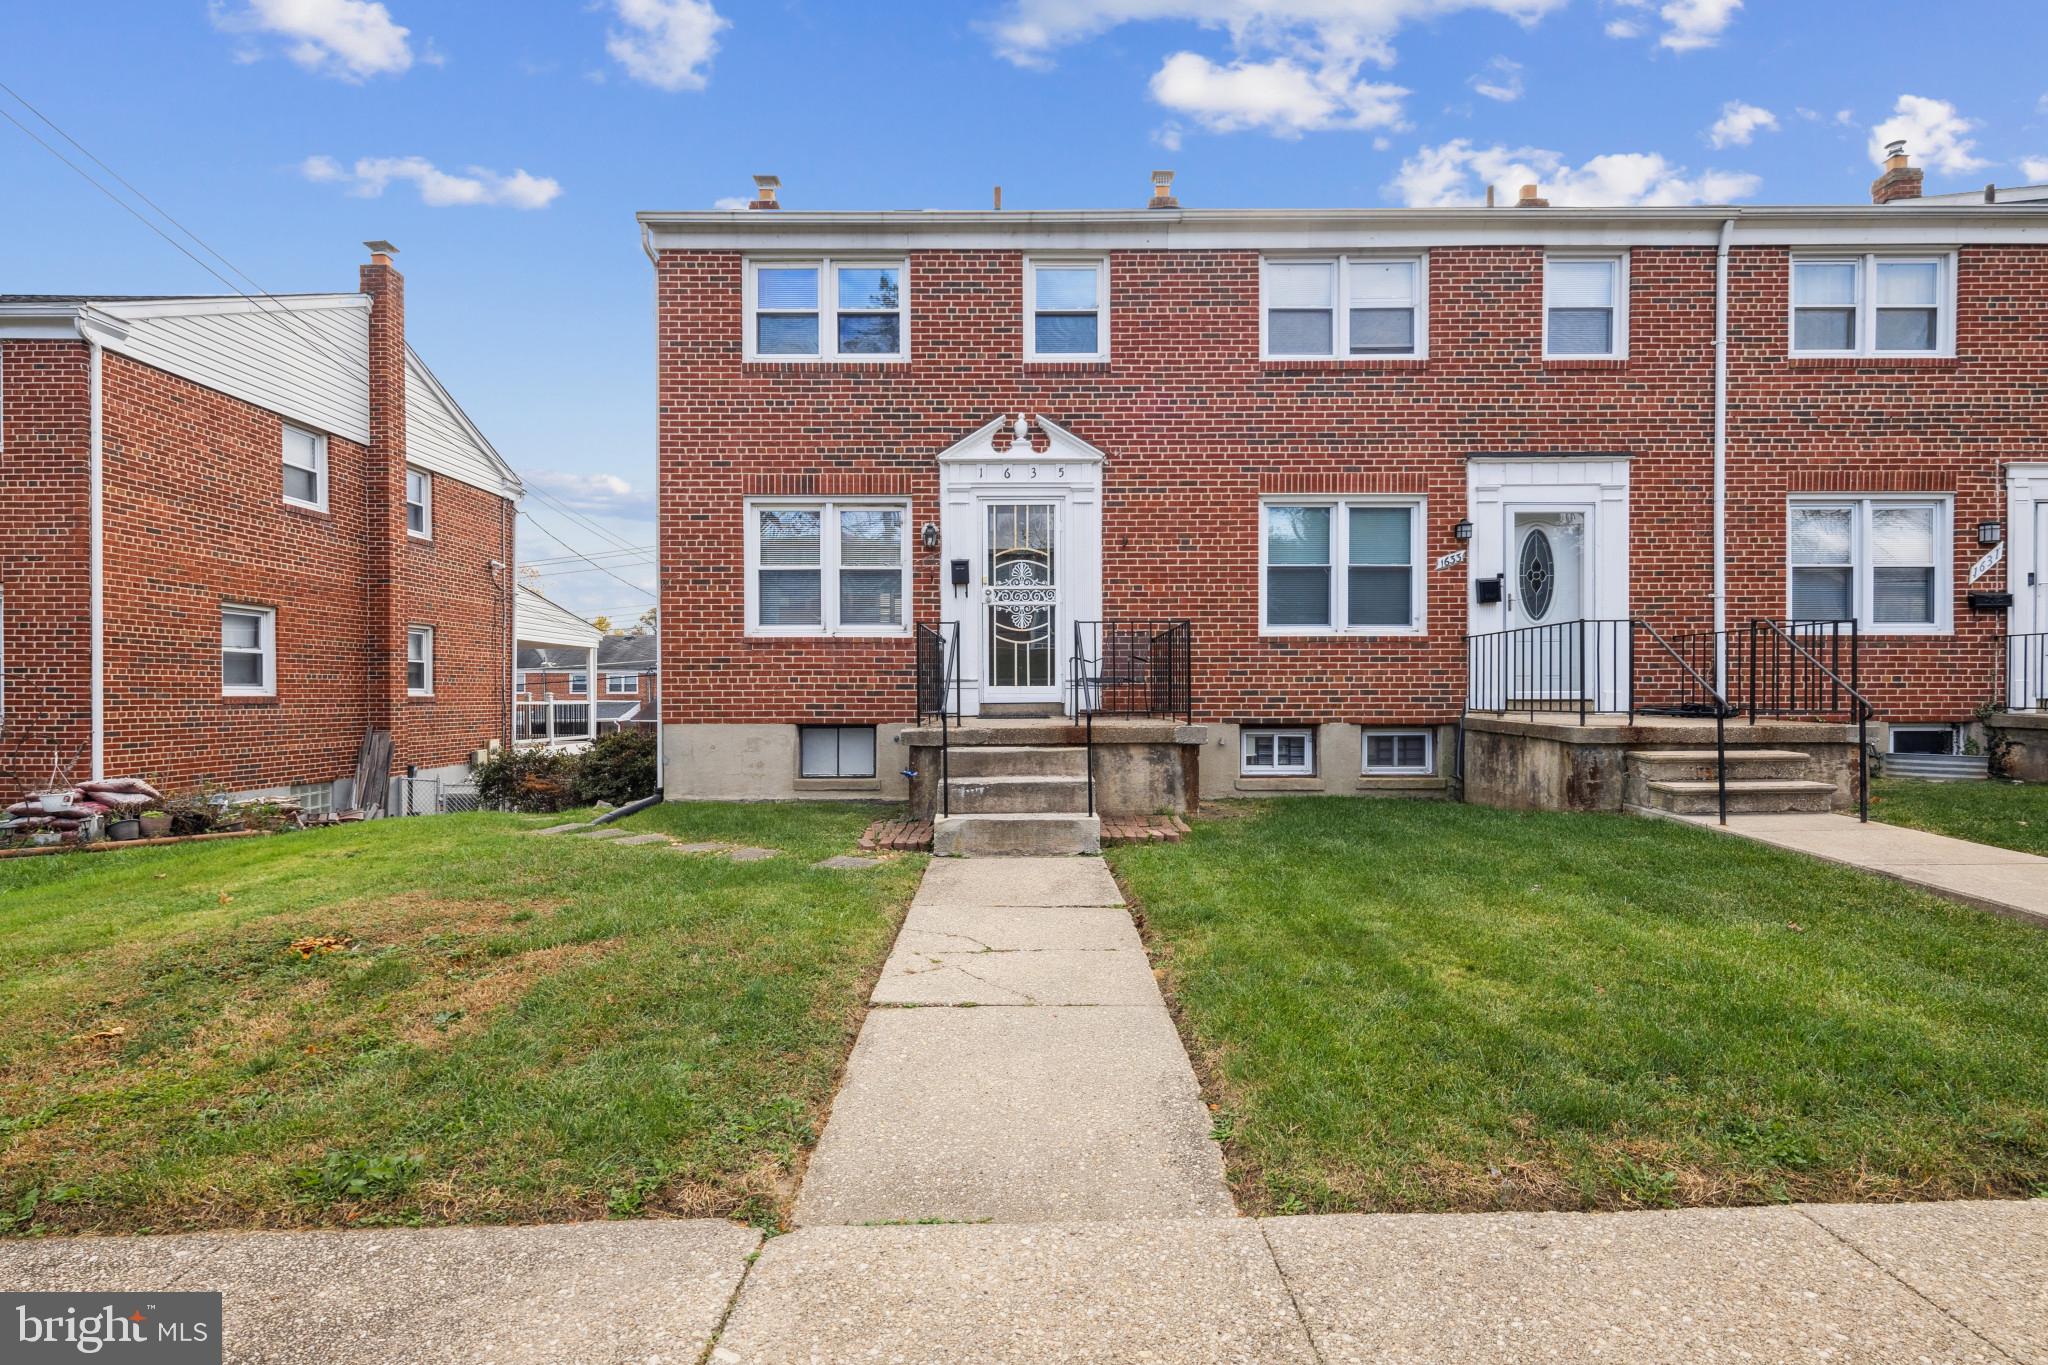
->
xmin=1391 ymin=138 xmax=1760 ymax=206
xmin=1149 ymin=51 xmax=1406 ymax=135
xmin=606 ymin=0 xmax=727 ymax=91
xmin=1154 ymin=121 xmax=1186 ymax=151
xmin=1604 ymin=17 xmax=1641 ymax=37
xmin=712 ymin=195 xmax=750 ymax=211
xmin=210 ymin=0 xmax=415 ymax=80
xmin=1868 ymin=95 xmax=1988 ymax=173
xmin=1468 ymin=56 xmax=1523 ymax=102
xmin=1707 ymin=100 xmax=1776 ymax=149
xmin=300 ymin=155 xmax=562 ymax=209
xmin=2021 ymin=157 xmax=2048 ymax=182
xmin=525 ymin=470 xmax=654 ymax=518
xmin=1657 ymin=0 xmax=1739 ymax=51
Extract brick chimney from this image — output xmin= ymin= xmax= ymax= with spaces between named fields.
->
xmin=1516 ymin=183 xmax=1549 ymax=209
xmin=749 ymin=174 xmax=781 ymax=210
xmin=1871 ymin=141 xmax=1924 ymax=204
xmin=360 ymin=240 xmax=407 ymax=754
xmin=1149 ymin=169 xmax=1178 ymax=209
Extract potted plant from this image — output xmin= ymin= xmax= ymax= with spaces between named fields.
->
xmin=138 ymin=807 xmax=172 ymax=838
xmin=107 ymin=815 xmax=142 ymax=841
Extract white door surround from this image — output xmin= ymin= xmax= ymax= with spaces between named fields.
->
xmin=2006 ymin=464 xmax=2048 ymax=710
xmin=938 ymin=415 xmax=1105 ymax=716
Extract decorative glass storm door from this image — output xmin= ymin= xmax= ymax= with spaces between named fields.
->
xmin=1508 ymin=508 xmax=1589 ymax=699
xmin=984 ymin=502 xmax=1060 ymax=699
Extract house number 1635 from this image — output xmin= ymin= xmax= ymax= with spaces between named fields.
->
xmin=976 ymin=465 xmax=1068 ymax=480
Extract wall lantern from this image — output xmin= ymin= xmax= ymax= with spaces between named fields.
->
xmin=1452 ymin=519 xmax=1475 ymax=542
xmin=920 ymin=521 xmax=941 ymax=551
xmin=1977 ymin=521 xmax=2003 ymax=546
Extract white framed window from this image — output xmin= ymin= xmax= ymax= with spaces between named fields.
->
xmin=799 ymin=725 xmax=877 ymax=779
xmin=1024 ymin=257 xmax=1109 ymax=361
xmin=745 ymin=258 xmax=907 ymax=361
xmin=1789 ymin=254 xmax=1953 ymax=357
xmin=568 ymin=671 xmax=588 ymax=695
xmin=406 ymin=626 xmax=434 ymax=695
xmin=746 ymin=500 xmax=910 ymax=636
xmin=221 ymin=604 xmax=275 ymax=696
xmin=1260 ymin=498 xmax=1426 ymax=636
xmin=1363 ymin=729 xmax=1434 ymax=775
xmin=604 ymin=672 xmax=638 ymax=695
xmin=282 ymin=423 xmax=327 ymax=511
xmin=1261 ymin=255 xmax=1426 ymax=360
xmin=405 ymin=467 xmax=432 ymax=538
xmin=1241 ymin=728 xmax=1316 ymax=776
xmin=1544 ymin=254 xmax=1628 ymax=359
xmin=1889 ymin=725 xmax=1959 ymax=756
xmin=1787 ymin=496 xmax=1952 ymax=634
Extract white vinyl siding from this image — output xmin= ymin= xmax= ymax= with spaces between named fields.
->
xmin=746 ymin=500 xmax=910 ymax=636
xmin=746 ymin=259 xmax=907 ymax=362
xmin=281 ymin=423 xmax=327 ymax=511
xmin=1790 ymin=254 xmax=1953 ymax=357
xmin=799 ymin=725 xmax=877 ymax=779
xmin=1261 ymin=255 xmax=1426 ymax=359
xmin=1261 ymin=499 xmax=1425 ymax=635
xmin=406 ymin=626 xmax=434 ymax=695
xmin=1024 ymin=258 xmax=1109 ymax=361
xmin=405 ymin=466 xmax=432 ymax=538
xmin=1544 ymin=255 xmax=1627 ymax=358
xmin=1241 ymin=728 xmax=1316 ymax=776
xmin=221 ymin=605 xmax=275 ymax=697
xmin=1787 ymin=497 xmax=1951 ymax=634
xmin=1363 ymin=729 xmax=1433 ymax=775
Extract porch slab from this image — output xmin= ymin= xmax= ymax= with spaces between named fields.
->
xmin=1261 ymin=1207 xmax=2004 ymax=1364
xmin=873 ymin=943 xmax=1159 ymax=1006
xmin=914 ymin=855 xmax=1124 ymax=906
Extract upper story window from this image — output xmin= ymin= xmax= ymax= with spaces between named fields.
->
xmin=221 ymin=604 xmax=275 ymax=697
xmin=747 ymin=500 xmax=910 ymax=636
xmin=405 ymin=467 xmax=432 ymax=538
xmin=1262 ymin=255 xmax=1425 ymax=360
xmin=1790 ymin=254 xmax=1952 ymax=356
xmin=1788 ymin=496 xmax=1951 ymax=634
xmin=1544 ymin=255 xmax=1627 ymax=358
xmin=1261 ymin=498 xmax=1426 ymax=636
xmin=568 ymin=671 xmax=588 ymax=695
xmin=746 ymin=259 xmax=907 ymax=361
xmin=1025 ymin=258 xmax=1109 ymax=361
xmin=604 ymin=672 xmax=638 ymax=695
xmin=406 ymin=626 xmax=434 ymax=696
xmin=282 ymin=423 xmax=327 ymax=511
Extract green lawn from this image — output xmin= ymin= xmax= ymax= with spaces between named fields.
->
xmin=0 ymin=804 xmax=919 ymax=1237
xmin=1870 ymin=777 xmax=2048 ymax=857
xmin=1110 ymin=798 xmax=2048 ymax=1216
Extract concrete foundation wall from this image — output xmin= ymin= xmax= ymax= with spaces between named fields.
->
xmin=663 ymin=723 xmax=910 ymax=802
xmin=1195 ymin=723 xmax=1455 ymax=801
xmin=1988 ymin=713 xmax=2048 ymax=783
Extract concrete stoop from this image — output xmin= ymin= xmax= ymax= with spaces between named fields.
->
xmin=934 ymin=812 xmax=1101 ymax=856
xmin=1626 ymin=748 xmax=1843 ymax=817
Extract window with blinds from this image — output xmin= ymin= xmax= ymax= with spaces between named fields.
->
xmin=1262 ymin=499 xmax=1425 ymax=634
xmin=1787 ymin=497 xmax=1949 ymax=633
xmin=1544 ymin=255 xmax=1626 ymax=358
xmin=1262 ymin=255 xmax=1426 ymax=359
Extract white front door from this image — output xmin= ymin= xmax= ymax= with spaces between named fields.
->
xmin=1507 ymin=505 xmax=1590 ymax=697
xmin=2025 ymin=503 xmax=2048 ymax=708
xmin=982 ymin=499 xmax=1064 ymax=703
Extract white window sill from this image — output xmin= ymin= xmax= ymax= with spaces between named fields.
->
xmin=407 ymin=531 xmax=433 ymax=542
xmin=222 ymin=690 xmax=275 ymax=700
xmin=1259 ymin=353 xmax=1426 ymax=363
xmin=408 ymin=690 xmax=434 ymax=698
xmin=743 ymin=354 xmax=909 ymax=365
xmin=1259 ymin=626 xmax=1426 ymax=639
xmin=282 ymin=497 xmax=328 ymax=514
xmin=746 ymin=628 xmax=912 ymax=639
xmin=1542 ymin=352 xmax=1629 ymax=362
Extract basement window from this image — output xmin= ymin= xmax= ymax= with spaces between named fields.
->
xmin=1363 ymin=730 xmax=1434 ymax=775
xmin=800 ymin=725 xmax=877 ymax=779
xmin=1241 ymin=728 xmax=1316 ymax=776
xmin=1889 ymin=725 xmax=1958 ymax=755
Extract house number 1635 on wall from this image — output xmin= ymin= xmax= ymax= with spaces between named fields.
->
xmin=974 ymin=465 xmax=1068 ymax=481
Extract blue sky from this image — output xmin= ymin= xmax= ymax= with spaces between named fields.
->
xmin=5 ymin=0 xmax=2046 ymax=619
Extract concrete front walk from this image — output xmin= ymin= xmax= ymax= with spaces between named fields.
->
xmin=0 ymin=1220 xmax=760 ymax=1365
xmin=1675 ymin=810 xmax=2048 ymax=926
xmin=792 ymin=855 xmax=1235 ymax=1226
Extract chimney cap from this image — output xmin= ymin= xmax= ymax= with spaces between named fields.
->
xmin=1515 ymin=183 xmax=1549 ymax=208
xmin=1148 ymin=168 xmax=1179 ymax=209
xmin=1885 ymin=139 xmax=1908 ymax=161
xmin=753 ymin=174 xmax=781 ymax=190
xmin=363 ymin=239 xmax=399 ymax=258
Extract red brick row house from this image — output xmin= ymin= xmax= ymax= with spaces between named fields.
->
xmin=638 ymin=156 xmax=2048 ymax=831
xmin=0 ymin=245 xmax=524 ymax=811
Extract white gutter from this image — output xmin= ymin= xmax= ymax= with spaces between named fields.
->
xmin=88 ymin=338 xmax=105 ymax=781
xmin=1712 ymin=217 xmax=1734 ymax=695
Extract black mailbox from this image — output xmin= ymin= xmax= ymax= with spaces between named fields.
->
xmin=950 ymin=559 xmax=970 ymax=591
xmin=1475 ymin=576 xmax=1504 ymax=605
xmin=1968 ymin=590 xmax=2014 ymax=612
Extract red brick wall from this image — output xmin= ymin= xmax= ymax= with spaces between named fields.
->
xmin=0 ymin=340 xmax=93 ymax=792
xmin=399 ymin=473 xmax=517 ymax=770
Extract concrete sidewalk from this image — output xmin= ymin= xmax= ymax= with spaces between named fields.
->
xmin=792 ymin=855 xmax=1234 ymax=1225
xmin=1674 ymin=810 xmax=2048 ymax=926
xmin=8 ymin=1200 xmax=2042 ymax=1362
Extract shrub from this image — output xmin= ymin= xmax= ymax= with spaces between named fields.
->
xmin=573 ymin=729 xmax=658 ymax=808
xmin=473 ymin=747 xmax=581 ymax=813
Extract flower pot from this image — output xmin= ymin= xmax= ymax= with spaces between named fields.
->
xmin=107 ymin=818 xmax=142 ymax=841
xmin=139 ymin=814 xmax=172 ymax=838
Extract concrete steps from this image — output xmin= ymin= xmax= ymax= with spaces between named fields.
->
xmin=934 ymin=813 xmax=1101 ymax=856
xmin=1626 ymin=746 xmax=1846 ymax=816
xmin=1641 ymin=779 xmax=1840 ymax=817
xmin=947 ymin=745 xmax=1088 ymax=779
xmin=1628 ymin=749 xmax=1816 ymax=784
xmin=944 ymin=774 xmax=1091 ymax=814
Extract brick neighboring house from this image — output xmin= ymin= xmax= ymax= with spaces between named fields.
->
xmin=0 ymin=244 xmax=524 ymax=810
xmin=516 ymin=628 xmax=657 ymax=739
xmin=639 ymin=152 xmax=2048 ymax=818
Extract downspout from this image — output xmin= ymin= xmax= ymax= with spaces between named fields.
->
xmin=1712 ymin=217 xmax=1734 ymax=694
xmin=87 ymin=337 xmax=105 ymax=781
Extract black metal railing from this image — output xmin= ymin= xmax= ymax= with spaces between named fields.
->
xmin=2005 ymin=632 xmax=2048 ymax=713
xmin=1069 ymin=619 xmax=1194 ymax=817
xmin=1748 ymin=618 xmax=1872 ymax=821
xmin=1635 ymin=620 xmax=1735 ymax=824
xmin=915 ymin=622 xmax=961 ymax=817
xmin=1463 ymin=619 xmax=1636 ymax=723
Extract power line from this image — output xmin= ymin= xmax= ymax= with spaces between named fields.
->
xmin=517 ymin=544 xmax=656 ymax=569
xmin=520 ymin=482 xmax=650 ymax=557
xmin=515 ymin=510 xmax=654 ymax=598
